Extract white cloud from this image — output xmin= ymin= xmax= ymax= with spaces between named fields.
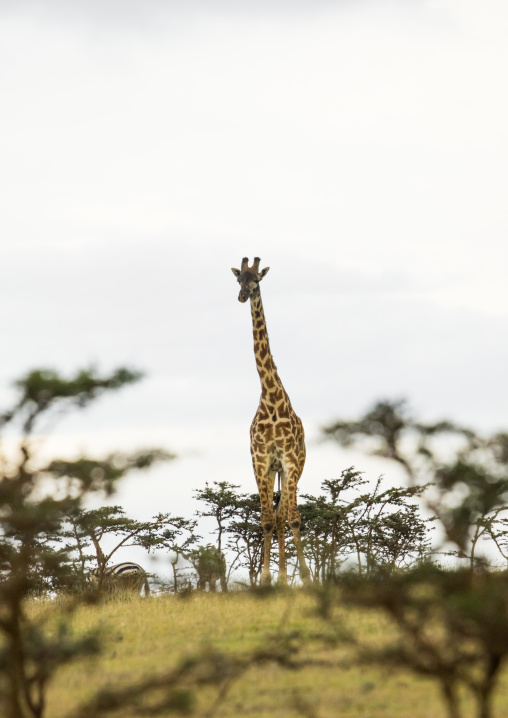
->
xmin=0 ymin=0 xmax=507 ymax=524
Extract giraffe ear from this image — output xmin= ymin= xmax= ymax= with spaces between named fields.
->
xmin=259 ymin=267 xmax=270 ymax=279
xmin=231 ymin=268 xmax=241 ymax=278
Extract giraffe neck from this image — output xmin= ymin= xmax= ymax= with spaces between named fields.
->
xmin=249 ymin=289 xmax=284 ymax=396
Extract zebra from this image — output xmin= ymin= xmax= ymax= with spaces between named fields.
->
xmin=88 ymin=562 xmax=150 ymax=597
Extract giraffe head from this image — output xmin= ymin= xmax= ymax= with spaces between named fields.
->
xmin=231 ymin=257 xmax=270 ymax=303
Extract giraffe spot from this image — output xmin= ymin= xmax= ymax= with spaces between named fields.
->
xmin=268 ymin=389 xmax=283 ymax=404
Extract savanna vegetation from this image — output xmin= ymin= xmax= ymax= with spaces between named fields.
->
xmin=26 ymin=590 xmax=508 ymax=718
xmin=2 ymin=368 xmax=508 ymax=718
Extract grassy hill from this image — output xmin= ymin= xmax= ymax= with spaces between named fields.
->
xmin=27 ymin=589 xmax=508 ymax=718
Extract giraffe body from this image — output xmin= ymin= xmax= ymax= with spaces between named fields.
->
xmin=232 ymin=257 xmax=310 ymax=585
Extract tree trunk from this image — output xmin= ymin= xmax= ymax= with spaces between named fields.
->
xmin=441 ymin=681 xmax=461 ymax=718
xmin=171 ymin=560 xmax=178 ymax=594
xmin=476 ymin=654 xmax=501 ymax=718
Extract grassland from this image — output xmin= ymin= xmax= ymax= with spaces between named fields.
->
xmin=26 ymin=589 xmax=508 ymax=718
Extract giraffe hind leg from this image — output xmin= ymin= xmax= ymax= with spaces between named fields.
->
xmin=286 ymin=471 xmax=311 ymax=585
xmin=275 ymin=473 xmax=288 ymax=584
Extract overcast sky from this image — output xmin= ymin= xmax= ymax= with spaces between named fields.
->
xmin=1 ymin=0 xmax=507 ymax=566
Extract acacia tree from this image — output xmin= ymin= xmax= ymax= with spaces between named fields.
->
xmin=353 ymin=479 xmax=433 ymax=573
xmin=194 ymin=484 xmax=276 ymax=588
xmin=297 ymin=468 xmax=432 ymax=581
xmin=333 ymin=564 xmax=508 ymax=718
xmin=317 ymin=399 xmax=508 ymax=718
xmin=323 ymin=399 xmax=508 ymax=566
xmin=0 ymin=367 xmax=174 ymax=718
xmin=61 ymin=506 xmax=197 ymax=591
xmin=298 ymin=469 xmax=365 ymax=582
xmin=225 ymin=493 xmax=265 ymax=587
xmin=194 ymin=482 xmax=240 ymax=554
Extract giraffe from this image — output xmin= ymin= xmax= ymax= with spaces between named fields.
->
xmin=231 ymin=257 xmax=311 ymax=586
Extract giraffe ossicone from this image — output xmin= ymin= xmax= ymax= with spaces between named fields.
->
xmin=231 ymin=257 xmax=311 ymax=586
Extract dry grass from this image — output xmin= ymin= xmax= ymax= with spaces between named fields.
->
xmin=24 ymin=589 xmax=508 ymax=718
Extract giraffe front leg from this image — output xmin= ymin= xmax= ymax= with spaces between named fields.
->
xmin=254 ymin=461 xmax=276 ymax=585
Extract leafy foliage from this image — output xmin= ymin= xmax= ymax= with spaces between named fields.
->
xmin=188 ymin=473 xmax=432 ymax=589
xmin=319 ymin=398 xmax=508 ymax=718
xmin=62 ymin=506 xmax=197 ymax=590
xmin=314 ymin=565 xmax=508 ymax=718
xmin=298 ymin=468 xmax=432 ymax=580
xmin=323 ymin=399 xmax=508 ymax=565
xmin=0 ymin=367 xmax=174 ymax=718
xmin=1 ymin=367 xmax=143 ymax=434
xmin=193 ymin=482 xmax=240 ymax=553
xmin=225 ymin=493 xmax=265 ymax=587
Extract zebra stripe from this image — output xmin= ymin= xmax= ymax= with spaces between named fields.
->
xmin=89 ymin=562 xmax=150 ymax=597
